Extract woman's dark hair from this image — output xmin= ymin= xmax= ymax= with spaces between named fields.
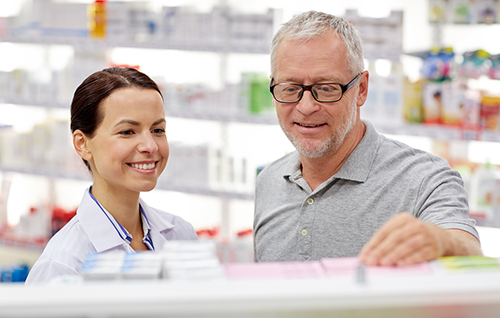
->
xmin=70 ymin=67 xmax=163 ymax=171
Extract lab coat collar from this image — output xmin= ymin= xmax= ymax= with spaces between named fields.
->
xmin=139 ymin=197 xmax=176 ymax=247
xmin=77 ymin=189 xmax=177 ymax=253
xmin=77 ymin=189 xmax=128 ymax=253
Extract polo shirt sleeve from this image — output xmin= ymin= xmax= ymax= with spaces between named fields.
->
xmin=413 ymin=155 xmax=479 ymax=241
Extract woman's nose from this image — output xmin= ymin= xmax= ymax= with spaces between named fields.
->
xmin=138 ymin=133 xmax=158 ymax=153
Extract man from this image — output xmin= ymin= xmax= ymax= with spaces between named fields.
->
xmin=253 ymin=11 xmax=481 ymax=266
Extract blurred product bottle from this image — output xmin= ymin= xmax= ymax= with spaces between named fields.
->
xmin=469 ymin=162 xmax=497 ymax=220
xmin=380 ymin=62 xmax=404 ymax=125
xmin=88 ymin=0 xmax=107 ymax=39
xmin=1 ymin=264 xmax=29 ymax=283
xmin=232 ymin=229 xmax=254 ymax=263
xmin=494 ymin=170 xmax=500 ymax=222
xmin=403 ymin=77 xmax=424 ymax=124
xmin=248 ymin=73 xmax=273 ymax=115
xmin=479 ymin=95 xmax=500 ymax=131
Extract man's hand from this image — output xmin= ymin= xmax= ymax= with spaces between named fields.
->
xmin=358 ymin=213 xmax=481 ymax=267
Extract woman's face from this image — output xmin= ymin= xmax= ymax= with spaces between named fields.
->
xmin=85 ymin=87 xmax=168 ymax=194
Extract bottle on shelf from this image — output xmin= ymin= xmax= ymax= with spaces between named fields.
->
xmin=88 ymin=0 xmax=107 ymax=39
xmin=469 ymin=161 xmax=498 ymax=221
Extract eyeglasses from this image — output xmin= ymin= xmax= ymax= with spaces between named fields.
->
xmin=269 ymin=73 xmax=362 ymax=103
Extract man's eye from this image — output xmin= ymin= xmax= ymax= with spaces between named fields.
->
xmin=281 ymin=85 xmax=300 ymax=93
xmin=317 ymin=84 xmax=340 ymax=92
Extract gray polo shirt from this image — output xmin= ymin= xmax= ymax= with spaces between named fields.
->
xmin=254 ymin=121 xmax=479 ymax=262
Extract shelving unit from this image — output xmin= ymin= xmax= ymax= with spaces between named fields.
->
xmin=1 ymin=0 xmax=500 ymax=256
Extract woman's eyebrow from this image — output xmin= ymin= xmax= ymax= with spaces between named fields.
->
xmin=152 ymin=118 xmax=166 ymax=125
xmin=114 ymin=118 xmax=166 ymax=127
xmin=115 ymin=119 xmax=140 ymax=127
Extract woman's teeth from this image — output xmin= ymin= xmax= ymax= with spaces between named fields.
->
xmin=131 ymin=163 xmax=155 ymax=170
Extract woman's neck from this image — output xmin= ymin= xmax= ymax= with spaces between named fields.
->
xmin=90 ymin=183 xmax=143 ymax=241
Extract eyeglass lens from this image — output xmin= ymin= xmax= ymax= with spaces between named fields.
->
xmin=274 ymin=83 xmax=343 ymax=102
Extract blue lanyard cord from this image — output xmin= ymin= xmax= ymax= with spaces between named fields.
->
xmin=88 ymin=189 xmax=132 ymax=243
xmin=140 ymin=205 xmax=155 ymax=251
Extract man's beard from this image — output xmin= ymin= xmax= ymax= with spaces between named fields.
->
xmin=280 ymin=96 xmax=358 ymax=158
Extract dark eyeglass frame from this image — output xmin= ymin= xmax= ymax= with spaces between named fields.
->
xmin=269 ymin=72 xmax=362 ymax=103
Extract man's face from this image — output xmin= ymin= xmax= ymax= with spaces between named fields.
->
xmin=273 ymin=32 xmax=362 ymax=159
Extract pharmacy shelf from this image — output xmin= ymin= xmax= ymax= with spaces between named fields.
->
xmin=166 ymin=109 xmax=278 ymax=125
xmin=6 ymin=269 xmax=500 ymax=317
xmin=0 ymin=165 xmax=254 ymax=201
xmin=0 ymin=98 xmax=278 ymax=125
xmin=3 ymin=95 xmax=499 ymax=140
xmin=372 ymin=121 xmax=500 ymax=143
xmin=0 ymin=36 xmax=270 ymax=54
xmin=0 ymin=233 xmax=46 ymax=253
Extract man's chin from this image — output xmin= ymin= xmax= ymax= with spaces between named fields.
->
xmin=295 ymin=142 xmax=332 ymax=159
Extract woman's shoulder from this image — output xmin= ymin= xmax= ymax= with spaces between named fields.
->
xmin=40 ymin=216 xmax=95 ymax=262
xmin=143 ymin=203 xmax=198 ymax=240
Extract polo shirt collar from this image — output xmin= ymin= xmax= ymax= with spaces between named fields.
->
xmin=284 ymin=120 xmax=380 ymax=183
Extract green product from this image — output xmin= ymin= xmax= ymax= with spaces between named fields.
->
xmin=249 ymin=73 xmax=273 ymax=115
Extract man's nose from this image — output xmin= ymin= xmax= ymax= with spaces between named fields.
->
xmin=296 ymin=90 xmax=320 ymax=115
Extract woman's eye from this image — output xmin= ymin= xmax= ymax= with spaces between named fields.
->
xmin=120 ymin=130 xmax=134 ymax=135
xmin=152 ymin=128 xmax=165 ymax=134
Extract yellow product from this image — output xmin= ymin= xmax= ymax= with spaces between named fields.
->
xmin=439 ymin=256 xmax=500 ymax=272
xmin=402 ymin=78 xmax=424 ymax=123
xmin=479 ymin=95 xmax=500 ymax=131
xmin=88 ymin=0 xmax=107 ymax=39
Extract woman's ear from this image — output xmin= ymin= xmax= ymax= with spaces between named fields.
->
xmin=73 ymin=130 xmax=92 ymax=161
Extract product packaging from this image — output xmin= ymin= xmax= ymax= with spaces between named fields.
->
xmin=459 ymin=50 xmax=491 ymax=79
xmin=476 ymin=0 xmax=499 ymax=24
xmin=479 ymin=95 xmax=500 ymax=131
xmin=460 ymin=89 xmax=481 ymax=139
xmin=488 ymin=54 xmax=500 ymax=80
xmin=403 ymin=78 xmax=424 ymax=123
xmin=242 ymin=73 xmax=274 ymax=115
xmin=469 ymin=162 xmax=497 ymax=219
xmin=429 ymin=0 xmax=448 ymax=23
xmin=420 ymin=48 xmax=455 ymax=81
xmin=452 ymin=0 xmax=473 ymax=24
xmin=88 ymin=0 xmax=106 ymax=39
xmin=161 ymin=240 xmax=224 ymax=280
xmin=380 ymin=62 xmax=404 ymax=124
xmin=423 ymin=81 xmax=445 ymax=124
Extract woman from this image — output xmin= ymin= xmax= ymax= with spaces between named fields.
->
xmin=25 ymin=67 xmax=198 ymax=285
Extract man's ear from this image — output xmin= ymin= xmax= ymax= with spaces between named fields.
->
xmin=73 ymin=130 xmax=92 ymax=161
xmin=356 ymin=70 xmax=369 ymax=107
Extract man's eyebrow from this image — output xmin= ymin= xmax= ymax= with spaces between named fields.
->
xmin=277 ymin=76 xmax=338 ymax=83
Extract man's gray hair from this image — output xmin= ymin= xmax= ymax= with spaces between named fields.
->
xmin=270 ymin=11 xmax=364 ymax=77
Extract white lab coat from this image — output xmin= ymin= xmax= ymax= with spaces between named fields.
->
xmin=25 ymin=188 xmax=198 ymax=285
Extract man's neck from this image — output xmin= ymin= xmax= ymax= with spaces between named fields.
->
xmin=300 ymin=122 xmax=366 ymax=191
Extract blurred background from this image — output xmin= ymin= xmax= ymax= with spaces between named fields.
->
xmin=1 ymin=0 xmax=500 ymax=281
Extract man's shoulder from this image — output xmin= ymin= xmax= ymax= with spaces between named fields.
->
xmin=258 ymin=151 xmax=298 ymax=180
xmin=378 ymin=134 xmax=447 ymax=166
